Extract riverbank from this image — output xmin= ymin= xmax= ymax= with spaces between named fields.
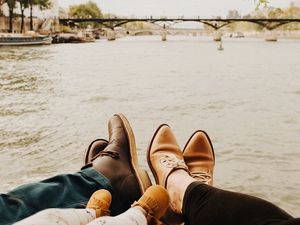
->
xmin=0 ymin=16 xmax=58 ymax=34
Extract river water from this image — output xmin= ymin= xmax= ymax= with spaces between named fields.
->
xmin=0 ymin=36 xmax=300 ymax=215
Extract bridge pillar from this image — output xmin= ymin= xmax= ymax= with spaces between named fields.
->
xmin=265 ymin=30 xmax=278 ymax=42
xmin=107 ymin=30 xmax=116 ymax=41
xmin=161 ymin=30 xmax=167 ymax=41
xmin=213 ymin=31 xmax=222 ymax=42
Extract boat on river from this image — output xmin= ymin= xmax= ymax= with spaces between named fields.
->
xmin=0 ymin=33 xmax=52 ymax=46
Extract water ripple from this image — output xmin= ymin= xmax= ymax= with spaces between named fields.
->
xmin=0 ymin=129 xmax=43 ymax=149
xmin=0 ymin=37 xmax=300 ymax=215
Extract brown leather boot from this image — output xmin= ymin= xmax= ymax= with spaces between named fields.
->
xmin=183 ymin=130 xmax=215 ymax=185
xmin=147 ymin=124 xmax=189 ymax=225
xmin=92 ymin=113 xmax=152 ymax=212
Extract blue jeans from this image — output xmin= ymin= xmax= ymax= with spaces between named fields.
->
xmin=0 ymin=168 xmax=123 ymax=225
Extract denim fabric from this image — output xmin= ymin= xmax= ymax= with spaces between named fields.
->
xmin=0 ymin=168 xmax=122 ymax=225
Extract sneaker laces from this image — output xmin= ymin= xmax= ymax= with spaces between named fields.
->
xmin=99 ymin=151 xmax=120 ymax=159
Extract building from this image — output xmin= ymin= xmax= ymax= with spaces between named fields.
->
xmin=227 ymin=10 xmax=241 ymax=19
xmin=294 ymin=0 xmax=300 ymax=7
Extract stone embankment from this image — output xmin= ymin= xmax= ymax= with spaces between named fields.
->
xmin=0 ymin=16 xmax=58 ymax=34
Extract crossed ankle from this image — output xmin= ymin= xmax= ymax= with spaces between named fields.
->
xmin=131 ymin=185 xmax=170 ymax=224
xmin=86 ymin=189 xmax=112 ymax=218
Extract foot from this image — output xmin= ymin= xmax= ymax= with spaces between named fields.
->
xmin=132 ymin=185 xmax=170 ymax=225
xmin=183 ymin=130 xmax=215 ymax=185
xmin=92 ymin=113 xmax=152 ymax=212
xmin=86 ymin=189 xmax=112 ymax=217
xmin=147 ymin=124 xmax=189 ymax=225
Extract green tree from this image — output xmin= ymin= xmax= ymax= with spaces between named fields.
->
xmin=68 ymin=1 xmax=102 ymax=28
xmin=268 ymin=8 xmax=284 ymax=18
xmin=255 ymin=0 xmax=270 ymax=10
xmin=5 ymin=0 xmax=16 ymax=32
xmin=28 ymin=0 xmax=51 ymax=30
xmin=280 ymin=4 xmax=300 ymax=30
xmin=69 ymin=1 xmax=102 ymax=18
xmin=0 ymin=0 xmax=5 ymax=16
xmin=18 ymin=0 xmax=29 ymax=32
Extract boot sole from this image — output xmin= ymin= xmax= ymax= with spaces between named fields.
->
xmin=116 ymin=113 xmax=152 ymax=193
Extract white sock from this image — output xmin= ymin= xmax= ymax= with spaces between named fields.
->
xmin=86 ymin=207 xmax=147 ymax=225
xmin=14 ymin=208 xmax=97 ymax=225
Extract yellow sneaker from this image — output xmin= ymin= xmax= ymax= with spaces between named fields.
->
xmin=86 ymin=189 xmax=112 ymax=217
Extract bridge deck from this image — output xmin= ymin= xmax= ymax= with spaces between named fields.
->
xmin=59 ymin=18 xmax=300 ymax=30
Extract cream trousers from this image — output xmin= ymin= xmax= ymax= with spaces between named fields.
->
xmin=14 ymin=207 xmax=147 ymax=225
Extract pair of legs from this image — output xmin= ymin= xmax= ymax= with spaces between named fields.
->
xmin=1 ymin=114 xmax=153 ymax=224
xmin=15 ymin=185 xmax=169 ymax=225
xmin=1 ymin=114 xmax=299 ymax=225
xmin=172 ymin=173 xmax=300 ymax=225
xmin=147 ymin=124 xmax=300 ymax=225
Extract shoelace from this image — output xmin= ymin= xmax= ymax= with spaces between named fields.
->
xmin=91 ymin=150 xmax=120 ymax=161
xmin=192 ymin=171 xmax=212 ymax=184
xmin=160 ymin=154 xmax=188 ymax=170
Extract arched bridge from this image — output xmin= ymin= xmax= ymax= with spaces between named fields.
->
xmin=59 ymin=18 xmax=300 ymax=30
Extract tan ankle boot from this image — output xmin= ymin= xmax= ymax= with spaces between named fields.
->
xmin=86 ymin=189 xmax=112 ymax=217
xmin=147 ymin=124 xmax=190 ymax=225
xmin=183 ymin=130 xmax=215 ymax=185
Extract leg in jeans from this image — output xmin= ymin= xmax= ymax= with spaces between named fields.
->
xmin=182 ymin=181 xmax=299 ymax=225
xmin=0 ymin=168 xmax=123 ymax=225
xmin=1 ymin=114 xmax=152 ymax=225
xmin=14 ymin=189 xmax=112 ymax=225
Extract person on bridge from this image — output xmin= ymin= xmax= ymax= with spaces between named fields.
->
xmin=0 ymin=114 xmax=299 ymax=225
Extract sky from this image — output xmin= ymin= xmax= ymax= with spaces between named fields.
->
xmin=58 ymin=0 xmax=294 ymax=18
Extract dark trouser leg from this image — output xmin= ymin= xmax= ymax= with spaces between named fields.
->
xmin=279 ymin=219 xmax=300 ymax=225
xmin=183 ymin=181 xmax=299 ymax=225
xmin=0 ymin=168 xmax=123 ymax=225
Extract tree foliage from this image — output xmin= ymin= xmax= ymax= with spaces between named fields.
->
xmin=255 ymin=0 xmax=270 ymax=10
xmin=227 ymin=4 xmax=300 ymax=32
xmin=0 ymin=0 xmax=5 ymax=16
xmin=5 ymin=0 xmax=16 ymax=32
xmin=4 ymin=0 xmax=51 ymax=32
xmin=28 ymin=0 xmax=51 ymax=30
xmin=69 ymin=1 xmax=102 ymax=18
xmin=18 ymin=0 xmax=30 ymax=32
xmin=5 ymin=0 xmax=16 ymax=9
